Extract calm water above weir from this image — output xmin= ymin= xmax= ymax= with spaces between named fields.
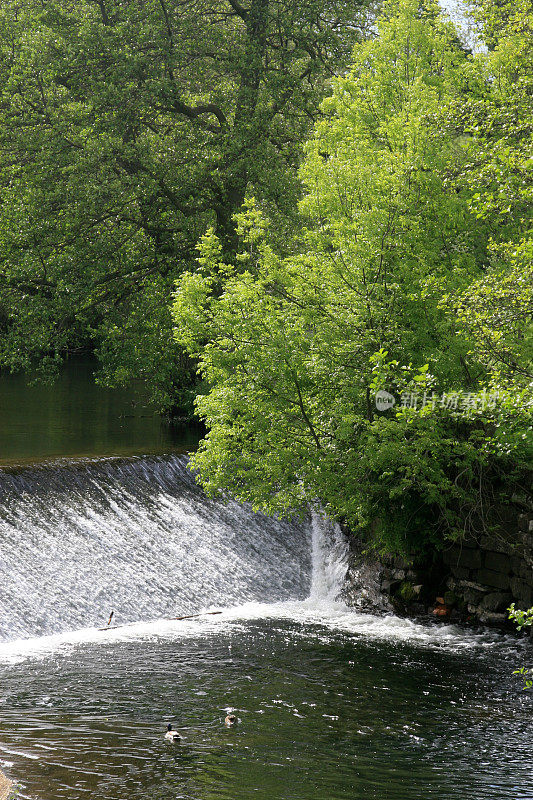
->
xmin=0 ymin=455 xmax=531 ymax=800
xmin=0 ymin=359 xmax=199 ymax=465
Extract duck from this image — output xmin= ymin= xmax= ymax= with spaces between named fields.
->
xmin=164 ymin=724 xmax=182 ymax=742
xmin=225 ymin=714 xmax=237 ymax=727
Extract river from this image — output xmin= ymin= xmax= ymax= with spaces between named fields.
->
xmin=0 ymin=454 xmax=530 ymax=800
xmin=0 ymin=358 xmax=199 ymax=465
xmin=0 ymin=363 xmax=531 ymax=799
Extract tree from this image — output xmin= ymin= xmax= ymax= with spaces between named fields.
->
xmin=173 ymin=0 xmax=532 ymax=553
xmin=0 ymin=0 xmax=371 ymax=411
xmin=444 ymin=0 xmax=533 ymax=383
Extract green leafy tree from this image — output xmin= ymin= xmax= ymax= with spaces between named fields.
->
xmin=444 ymin=0 xmax=533 ymax=385
xmin=173 ymin=0 xmax=532 ymax=552
xmin=0 ymin=0 xmax=371 ymax=410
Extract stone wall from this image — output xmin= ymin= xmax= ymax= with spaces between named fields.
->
xmin=442 ymin=511 xmax=533 ymax=624
xmin=342 ymin=504 xmax=533 ymax=627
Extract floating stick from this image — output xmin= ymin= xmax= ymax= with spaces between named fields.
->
xmin=169 ymin=611 xmax=223 ymax=621
xmin=97 ymin=610 xmax=223 ymax=631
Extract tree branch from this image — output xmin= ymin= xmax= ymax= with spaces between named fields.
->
xmin=226 ymin=0 xmax=248 ymax=20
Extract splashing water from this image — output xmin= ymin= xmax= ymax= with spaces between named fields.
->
xmin=0 ymin=454 xmax=525 ymax=667
xmin=309 ymin=510 xmax=349 ymax=604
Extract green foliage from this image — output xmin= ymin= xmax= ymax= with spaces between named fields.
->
xmin=174 ymin=0 xmax=532 ymax=554
xmin=508 ymin=603 xmax=533 ymax=631
xmin=0 ymin=0 xmax=371 ymax=408
xmin=442 ymin=0 xmax=533 ymax=383
xmin=508 ymin=603 xmax=533 ymax=688
xmin=397 ymin=581 xmax=417 ymax=603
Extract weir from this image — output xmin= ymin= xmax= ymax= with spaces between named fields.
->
xmin=0 ymin=456 xmax=530 ymax=800
xmin=309 ymin=511 xmax=349 ymax=603
xmin=0 ymin=455 xmax=316 ymax=642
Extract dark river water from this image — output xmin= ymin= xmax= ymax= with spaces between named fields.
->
xmin=0 ymin=614 xmax=531 ymax=800
xmin=0 ymin=359 xmax=199 ymax=465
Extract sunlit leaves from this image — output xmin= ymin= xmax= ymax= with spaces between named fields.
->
xmin=173 ymin=0 xmax=532 ymax=553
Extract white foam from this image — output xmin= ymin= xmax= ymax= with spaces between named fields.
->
xmin=0 ymin=456 xmax=310 ymax=641
xmin=0 ymin=460 xmax=523 ymax=666
xmin=0 ymin=593 xmax=521 ymax=666
xmin=309 ymin=510 xmax=349 ymax=603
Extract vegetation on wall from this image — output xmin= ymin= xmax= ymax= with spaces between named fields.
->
xmin=509 ymin=603 xmax=533 ymax=687
xmin=173 ymin=0 xmax=532 ymax=553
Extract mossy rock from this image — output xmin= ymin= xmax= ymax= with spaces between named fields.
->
xmin=444 ymin=590 xmax=458 ymax=607
xmin=397 ymin=581 xmax=417 ymax=603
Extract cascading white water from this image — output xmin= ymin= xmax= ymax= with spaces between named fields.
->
xmin=0 ymin=455 xmax=518 ymax=666
xmin=0 ymin=456 xmax=311 ymax=641
xmin=309 ymin=510 xmax=349 ymax=604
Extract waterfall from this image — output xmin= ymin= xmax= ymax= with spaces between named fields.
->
xmin=0 ymin=456 xmax=514 ymax=664
xmin=309 ymin=510 xmax=349 ymax=604
xmin=0 ymin=456 xmax=311 ymax=641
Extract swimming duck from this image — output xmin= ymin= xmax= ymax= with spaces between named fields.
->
xmin=164 ymin=724 xmax=182 ymax=742
xmin=225 ymin=714 xmax=237 ymax=727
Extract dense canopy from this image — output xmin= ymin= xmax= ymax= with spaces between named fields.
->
xmin=0 ymin=0 xmax=370 ymax=411
xmin=174 ymin=0 xmax=532 ymax=553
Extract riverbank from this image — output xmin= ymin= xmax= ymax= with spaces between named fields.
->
xmin=341 ymin=500 xmax=533 ymax=628
xmin=0 ymin=769 xmax=12 ymax=800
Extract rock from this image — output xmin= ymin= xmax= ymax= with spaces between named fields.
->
xmin=340 ymin=507 xmax=533 ymax=629
xmin=444 ymin=590 xmax=458 ymax=607
xmin=457 ymin=579 xmax=490 ymax=591
xmin=518 ymin=561 xmax=533 ymax=580
xmin=480 ymin=592 xmax=513 ymax=612
xmin=381 ymin=578 xmax=402 ymax=595
xmin=475 ymin=569 xmax=511 ymax=591
xmin=510 ymin=577 xmax=533 ymax=607
xmin=479 ymin=611 xmax=508 ymax=625
xmin=443 ymin=546 xmax=482 ymax=569
xmin=341 ymin=541 xmax=394 ymax=613
xmin=395 ymin=581 xmax=418 ymax=603
xmin=480 ymin=535 xmax=516 ymax=556
xmin=518 ymin=514 xmax=529 ymax=533
xmin=449 ymin=565 xmax=471 ymax=581
xmin=484 ymin=551 xmax=512 ymax=574
xmin=464 ymin=587 xmax=486 ymax=607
